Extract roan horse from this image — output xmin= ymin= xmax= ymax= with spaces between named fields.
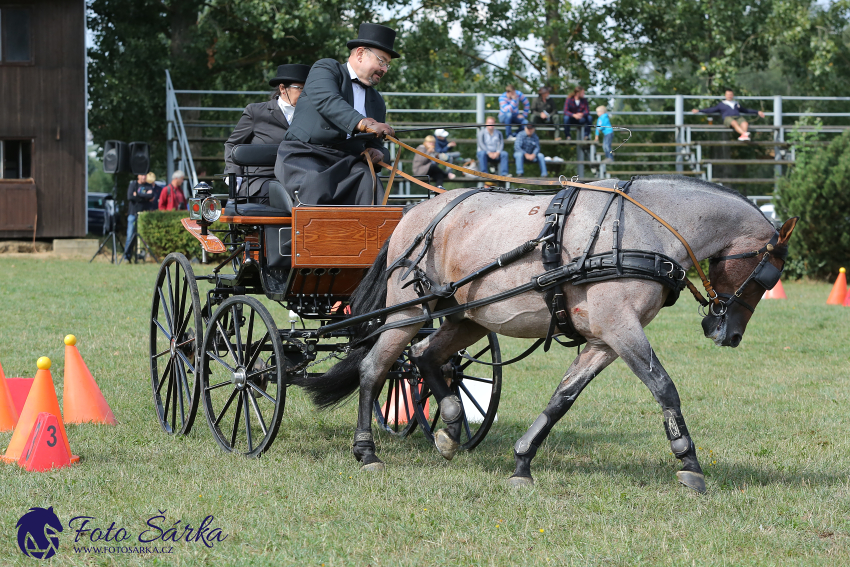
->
xmin=296 ymin=176 xmax=798 ymax=493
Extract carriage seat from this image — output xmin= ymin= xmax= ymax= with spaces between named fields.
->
xmin=227 ymin=143 xmax=292 ymax=216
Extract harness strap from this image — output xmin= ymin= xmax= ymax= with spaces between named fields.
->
xmin=458 ymin=338 xmax=546 ymax=367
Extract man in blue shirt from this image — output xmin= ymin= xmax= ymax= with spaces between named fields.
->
xmin=498 ymin=84 xmax=530 ymax=140
xmin=513 ymin=124 xmax=547 ymax=177
xmin=692 ymin=88 xmax=765 ymax=141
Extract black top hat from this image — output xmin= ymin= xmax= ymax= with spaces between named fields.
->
xmin=347 ymin=23 xmax=401 ymax=59
xmin=269 ymin=64 xmax=312 ymax=87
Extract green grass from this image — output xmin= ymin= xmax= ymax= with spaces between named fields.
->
xmin=0 ymin=256 xmax=848 ymax=566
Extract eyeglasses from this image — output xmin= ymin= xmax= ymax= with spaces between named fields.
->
xmin=285 ymin=85 xmax=304 ymax=91
xmin=365 ymin=47 xmax=391 ymax=70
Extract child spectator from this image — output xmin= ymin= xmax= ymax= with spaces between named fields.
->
xmin=594 ymin=106 xmax=615 ymax=163
xmin=434 ymin=129 xmax=461 ymax=163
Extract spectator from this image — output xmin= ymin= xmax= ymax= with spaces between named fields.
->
xmin=477 ymin=116 xmax=509 ymax=175
xmin=594 ymin=105 xmax=615 ymax=163
xmin=563 ymin=86 xmax=592 ymax=140
xmin=145 ymin=172 xmax=164 ymax=210
xmin=434 ymin=129 xmax=461 ymax=163
xmin=413 ymin=135 xmax=456 ymax=186
xmin=124 ymin=173 xmax=156 ymax=260
xmin=531 ymin=86 xmax=559 ymax=140
xmin=498 ymin=84 xmax=530 ymax=140
xmin=513 ymin=124 xmax=547 ymax=177
xmin=158 ymin=170 xmax=187 ymax=211
xmin=691 ymin=88 xmax=765 ymax=141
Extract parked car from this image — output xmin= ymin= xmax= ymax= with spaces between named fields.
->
xmin=87 ymin=192 xmax=112 ymax=235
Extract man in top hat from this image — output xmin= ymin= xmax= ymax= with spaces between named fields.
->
xmin=224 ymin=63 xmax=312 ymax=204
xmin=274 ymin=23 xmax=398 ymax=206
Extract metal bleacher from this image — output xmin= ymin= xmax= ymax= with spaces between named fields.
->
xmin=165 ymin=71 xmax=850 ymax=204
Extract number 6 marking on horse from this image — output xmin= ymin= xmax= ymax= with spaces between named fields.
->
xmin=528 ymin=206 xmax=540 ymax=215
xmin=46 ymin=425 xmax=57 ymax=447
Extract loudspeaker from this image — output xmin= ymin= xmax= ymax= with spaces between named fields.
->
xmin=128 ymin=142 xmax=150 ymax=175
xmin=103 ymin=140 xmax=129 ymax=174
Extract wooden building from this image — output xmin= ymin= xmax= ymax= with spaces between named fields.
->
xmin=0 ymin=0 xmax=86 ymax=238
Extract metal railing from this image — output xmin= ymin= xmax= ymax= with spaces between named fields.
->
xmin=166 ymin=71 xmax=850 ymax=194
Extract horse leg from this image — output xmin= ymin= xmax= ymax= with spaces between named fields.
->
xmin=597 ymin=320 xmax=706 ymax=493
xmin=409 ymin=319 xmax=488 ymax=461
xmin=353 ymin=321 xmax=423 ymax=471
xmin=509 ymin=343 xmax=618 ymax=486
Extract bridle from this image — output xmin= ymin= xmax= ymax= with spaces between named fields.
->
xmin=705 ymin=231 xmax=784 ymax=316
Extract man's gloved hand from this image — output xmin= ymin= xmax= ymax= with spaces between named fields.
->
xmin=365 ymin=148 xmax=384 ymax=164
xmin=358 ymin=118 xmax=395 ymax=139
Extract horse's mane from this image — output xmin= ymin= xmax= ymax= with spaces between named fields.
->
xmin=638 ymin=175 xmax=762 ymax=213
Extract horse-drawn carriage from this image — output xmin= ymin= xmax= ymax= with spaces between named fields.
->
xmin=148 ymin=143 xmax=501 ymax=457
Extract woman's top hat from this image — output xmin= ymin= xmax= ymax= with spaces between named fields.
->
xmin=269 ymin=64 xmax=312 ymax=87
xmin=347 ymin=23 xmax=401 ymax=59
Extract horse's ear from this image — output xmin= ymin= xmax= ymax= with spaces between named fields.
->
xmin=777 ymin=217 xmax=799 ymax=245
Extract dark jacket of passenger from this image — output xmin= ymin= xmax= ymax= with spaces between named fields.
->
xmin=224 ymin=97 xmax=290 ymax=195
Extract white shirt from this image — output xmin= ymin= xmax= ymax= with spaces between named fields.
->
xmin=722 ymin=100 xmax=738 ymax=109
xmin=346 ymin=62 xmax=367 ymax=117
xmin=277 ymin=96 xmax=295 ymax=125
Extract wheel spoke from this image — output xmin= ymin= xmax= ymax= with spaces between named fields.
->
xmin=430 ymin=405 xmax=441 ymax=432
xmin=248 ymin=381 xmax=276 ymax=404
xmin=175 ymin=359 xmax=186 ymax=427
xmin=156 ymin=358 xmax=174 ymax=396
xmin=170 ymin=363 xmax=178 ymax=429
xmin=152 ymin=347 xmax=170 ymax=360
xmin=176 ymin=349 xmax=197 ymax=375
xmin=246 ymin=365 xmax=276 ymax=381
xmin=206 ymin=379 xmax=232 ymax=392
xmin=153 ymin=316 xmax=172 ymax=341
xmin=457 ymin=381 xmax=487 ymax=418
xmin=231 ymin=305 xmax=244 ymax=366
xmin=462 ymin=411 xmax=472 ymax=442
xmin=400 ymin=379 xmax=412 ymax=428
xmin=393 ymin=379 xmax=400 ymax=430
xmin=243 ymin=391 xmax=253 ymax=453
xmin=230 ymin=391 xmax=244 ymax=448
xmin=174 ymin=304 xmax=194 ymax=346
xmin=246 ymin=332 xmax=269 ymax=371
xmin=164 ymin=265 xmax=176 ymax=333
xmin=248 ymin=390 xmax=269 ymax=437
xmin=216 ymin=320 xmax=240 ymax=367
xmin=177 ymin=271 xmax=188 ymax=337
xmin=176 ymin=356 xmax=193 ymax=406
xmin=245 ymin=309 xmax=255 ymax=369
xmin=214 ymin=388 xmax=238 ymax=427
xmin=162 ymin=358 xmax=174 ymax=416
xmin=456 ymin=374 xmax=493 ymax=385
xmin=205 ymin=350 xmax=235 ymax=373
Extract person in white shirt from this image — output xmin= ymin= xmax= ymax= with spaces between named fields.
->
xmin=224 ymin=64 xmax=312 ymax=204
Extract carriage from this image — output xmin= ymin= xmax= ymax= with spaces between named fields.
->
xmin=148 ymin=143 xmax=502 ymax=457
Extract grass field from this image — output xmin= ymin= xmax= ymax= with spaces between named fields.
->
xmin=0 ymin=256 xmax=848 ymax=566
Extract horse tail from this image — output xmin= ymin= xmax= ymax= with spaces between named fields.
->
xmin=291 ymin=239 xmax=390 ymax=409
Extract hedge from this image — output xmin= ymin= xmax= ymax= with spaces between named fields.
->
xmin=137 ymin=211 xmax=226 ymax=261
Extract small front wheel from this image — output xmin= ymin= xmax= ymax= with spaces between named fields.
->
xmin=200 ymin=296 xmax=286 ymax=457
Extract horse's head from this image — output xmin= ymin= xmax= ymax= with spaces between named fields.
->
xmin=701 ymin=217 xmax=798 ymax=347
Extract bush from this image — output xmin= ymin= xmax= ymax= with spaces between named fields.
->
xmin=776 ymin=130 xmax=850 ymax=280
xmin=137 ymin=211 xmax=226 ymax=261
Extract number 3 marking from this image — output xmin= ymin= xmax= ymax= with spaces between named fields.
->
xmin=528 ymin=206 xmax=540 ymax=215
xmin=46 ymin=425 xmax=57 ymax=447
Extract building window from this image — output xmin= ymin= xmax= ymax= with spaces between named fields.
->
xmin=0 ymin=140 xmax=32 ymax=179
xmin=0 ymin=8 xmax=32 ymax=63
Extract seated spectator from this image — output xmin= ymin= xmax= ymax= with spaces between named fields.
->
xmin=513 ymin=124 xmax=547 ymax=177
xmin=413 ymin=135 xmax=456 ymax=186
xmin=434 ymin=129 xmax=462 ymax=164
xmin=692 ymin=88 xmax=765 ymax=141
xmin=477 ymin=116 xmax=509 ymax=175
xmin=594 ymin=106 xmax=615 ymax=163
xmin=563 ymin=86 xmax=592 ymax=140
xmin=498 ymin=84 xmax=530 ymax=140
xmin=158 ymin=170 xmax=187 ymax=211
xmin=531 ymin=86 xmax=559 ymax=139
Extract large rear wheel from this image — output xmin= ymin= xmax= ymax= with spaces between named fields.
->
xmin=149 ymin=253 xmax=203 ymax=435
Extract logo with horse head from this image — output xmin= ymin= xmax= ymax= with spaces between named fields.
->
xmin=16 ymin=506 xmax=63 ymax=559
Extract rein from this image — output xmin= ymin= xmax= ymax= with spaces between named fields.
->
xmin=375 ymin=134 xmax=720 ymax=307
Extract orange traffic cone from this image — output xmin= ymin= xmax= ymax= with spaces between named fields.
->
xmin=827 ymin=268 xmax=847 ymax=305
xmin=844 ymin=288 xmax=850 ymax=307
xmin=0 ymin=359 xmax=19 ymax=431
xmin=2 ymin=357 xmax=79 ymax=464
xmin=18 ymin=412 xmax=74 ymax=472
xmin=62 ymin=335 xmax=116 ymax=425
xmin=379 ymin=381 xmax=428 ymax=425
xmin=763 ymin=279 xmax=787 ymax=300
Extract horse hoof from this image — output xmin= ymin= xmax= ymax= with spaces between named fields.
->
xmin=676 ymin=470 xmax=706 ymax=494
xmin=434 ymin=429 xmax=460 ymax=461
xmin=360 ymin=461 xmax=385 ymax=472
xmin=508 ymin=475 xmax=534 ymax=488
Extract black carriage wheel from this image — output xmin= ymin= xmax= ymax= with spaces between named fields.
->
xmin=372 ymin=343 xmax=419 ymax=438
xmin=200 ymin=296 xmax=286 ymax=457
xmin=411 ymin=333 xmax=502 ymax=451
xmin=150 ymin=253 xmax=203 ymax=435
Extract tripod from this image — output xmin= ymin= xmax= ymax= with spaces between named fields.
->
xmin=119 ymin=227 xmax=159 ymax=265
xmin=90 ymin=176 xmax=124 ymax=264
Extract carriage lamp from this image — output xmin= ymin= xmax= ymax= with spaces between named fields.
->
xmin=201 ymin=197 xmax=222 ymax=223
